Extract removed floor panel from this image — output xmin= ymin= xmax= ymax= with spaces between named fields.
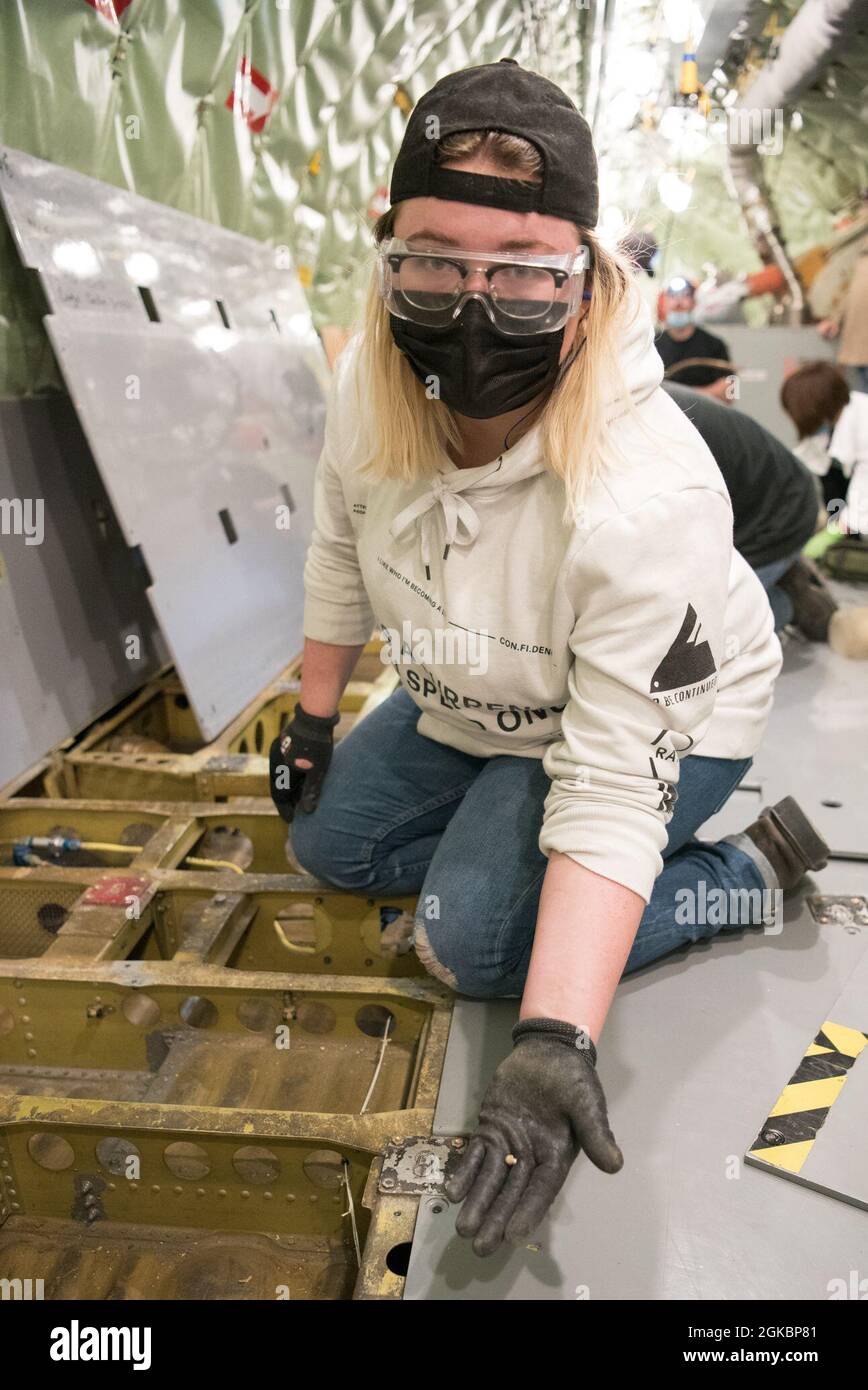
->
xmin=0 ymin=144 xmax=327 ymax=742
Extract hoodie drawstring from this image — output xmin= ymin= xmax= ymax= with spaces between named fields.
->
xmin=389 ymin=472 xmax=486 ymax=580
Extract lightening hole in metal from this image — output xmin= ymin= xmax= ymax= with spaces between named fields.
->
xmin=164 ymin=1142 xmax=210 ymax=1181
xmin=96 ymin=1137 xmax=140 ymax=1177
xmin=295 ymin=1000 xmax=336 ymax=1034
xmin=122 ymin=993 xmax=160 ymax=1028
xmin=233 ymin=1146 xmax=280 ymax=1185
xmin=355 ymin=1005 xmax=395 ymax=1039
xmin=237 ymin=997 xmax=281 ymax=1033
xmin=385 ymin=1242 xmax=412 ymax=1276
xmin=37 ymin=902 xmax=68 ymax=934
xmin=303 ymin=1150 xmax=344 ymax=1190
xmin=179 ymin=996 xmax=218 ymax=1028
xmin=28 ymin=1133 xmax=75 ymax=1171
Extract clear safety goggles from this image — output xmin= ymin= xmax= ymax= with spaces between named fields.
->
xmin=377 ymin=238 xmax=590 ymax=336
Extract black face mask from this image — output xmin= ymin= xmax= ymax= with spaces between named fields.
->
xmin=388 ymin=298 xmax=567 ymax=419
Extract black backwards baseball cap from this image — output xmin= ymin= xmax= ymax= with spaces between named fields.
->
xmin=389 ymin=58 xmax=599 ymax=229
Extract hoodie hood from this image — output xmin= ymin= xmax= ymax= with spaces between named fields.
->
xmin=606 ymin=276 xmax=665 ymax=418
xmin=388 ymin=277 xmax=663 ymax=578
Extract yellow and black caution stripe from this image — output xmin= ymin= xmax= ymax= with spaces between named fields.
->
xmin=748 ymin=1022 xmax=868 ymax=1174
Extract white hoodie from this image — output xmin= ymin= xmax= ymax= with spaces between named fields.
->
xmin=830 ymin=390 xmax=868 ymax=534
xmin=302 ymin=285 xmax=782 ymax=903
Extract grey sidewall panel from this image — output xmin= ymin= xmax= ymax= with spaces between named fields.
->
xmin=707 ymin=326 xmax=836 ymax=443
xmin=0 ymin=145 xmax=327 ymax=742
xmin=0 ymin=395 xmax=169 ymax=788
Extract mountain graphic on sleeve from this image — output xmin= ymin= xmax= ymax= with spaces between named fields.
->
xmin=650 ymin=604 xmax=717 ymax=693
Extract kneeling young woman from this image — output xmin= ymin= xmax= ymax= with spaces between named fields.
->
xmin=271 ymin=61 xmax=828 ymax=1258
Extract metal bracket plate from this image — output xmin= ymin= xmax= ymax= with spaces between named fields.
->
xmin=81 ymin=875 xmax=152 ymax=907
xmin=807 ymin=895 xmax=868 ymax=928
xmin=378 ymin=1136 xmax=459 ymax=1195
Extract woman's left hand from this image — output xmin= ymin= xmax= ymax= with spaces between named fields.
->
xmin=444 ymin=1025 xmax=623 ymax=1257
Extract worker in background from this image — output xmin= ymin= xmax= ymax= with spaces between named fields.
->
xmin=816 ymin=243 xmax=868 ymax=394
xmin=665 ymin=383 xmax=868 ymax=656
xmin=625 ymin=256 xmax=864 ymax=650
xmin=270 ymin=61 xmax=828 ymax=1258
xmin=655 ymin=275 xmax=734 ymax=402
xmin=781 ymin=361 xmax=868 ymax=538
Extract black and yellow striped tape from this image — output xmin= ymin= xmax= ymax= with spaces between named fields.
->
xmin=748 ymin=1021 xmax=868 ymax=1174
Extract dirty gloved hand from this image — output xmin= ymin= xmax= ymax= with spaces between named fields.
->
xmin=268 ymin=703 xmax=340 ymax=823
xmin=444 ymin=1018 xmax=623 ymax=1257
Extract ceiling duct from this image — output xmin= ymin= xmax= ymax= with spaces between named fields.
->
xmin=726 ymin=0 xmax=863 ymax=322
xmin=696 ymin=0 xmax=771 ymax=83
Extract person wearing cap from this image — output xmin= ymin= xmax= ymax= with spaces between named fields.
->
xmin=270 ymin=62 xmax=827 ymax=1258
xmin=655 ymin=277 xmax=734 ymax=401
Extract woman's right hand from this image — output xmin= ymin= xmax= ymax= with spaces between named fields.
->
xmin=269 ymin=703 xmax=341 ymax=822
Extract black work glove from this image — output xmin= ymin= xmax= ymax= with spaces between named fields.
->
xmin=444 ymin=1018 xmax=623 ymax=1257
xmin=268 ymin=703 xmax=340 ymax=823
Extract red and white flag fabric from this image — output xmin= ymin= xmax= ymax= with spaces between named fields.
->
xmin=226 ymin=57 xmax=278 ymax=134
xmin=84 ymin=0 xmax=134 ymax=20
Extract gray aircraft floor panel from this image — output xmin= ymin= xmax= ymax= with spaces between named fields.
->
xmin=696 ymin=785 xmax=762 ymax=842
xmin=405 ymin=864 xmax=868 ymax=1300
xmin=747 ymin=596 xmax=868 ymax=860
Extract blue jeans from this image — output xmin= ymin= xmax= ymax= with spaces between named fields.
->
xmin=754 ymin=551 xmax=802 ymax=631
xmin=291 ymin=687 xmax=768 ymax=997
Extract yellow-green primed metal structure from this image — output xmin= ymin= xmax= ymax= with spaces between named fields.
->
xmin=0 ymin=645 xmax=446 ymax=1300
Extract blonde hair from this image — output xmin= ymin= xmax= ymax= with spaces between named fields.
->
xmin=349 ymin=128 xmax=647 ymax=522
